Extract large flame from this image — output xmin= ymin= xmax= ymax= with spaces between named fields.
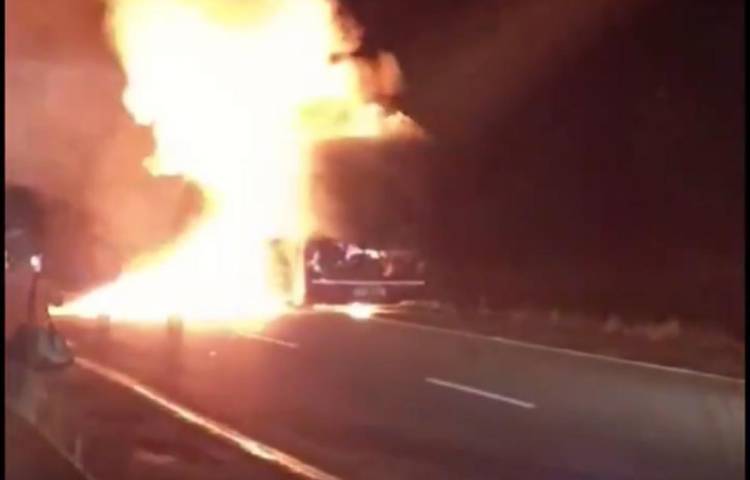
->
xmin=53 ymin=0 xmax=420 ymax=326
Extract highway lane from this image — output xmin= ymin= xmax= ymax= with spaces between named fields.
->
xmin=57 ymin=312 xmax=745 ymax=479
xmin=256 ymin=311 xmax=745 ymax=478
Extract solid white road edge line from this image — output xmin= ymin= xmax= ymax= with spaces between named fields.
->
xmin=426 ymin=377 xmax=537 ymax=409
xmin=376 ymin=317 xmax=745 ymax=385
xmin=75 ymin=357 xmax=338 ymax=480
xmin=233 ymin=331 xmax=299 ymax=349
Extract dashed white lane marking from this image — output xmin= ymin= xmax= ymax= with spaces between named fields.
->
xmin=233 ymin=331 xmax=299 ymax=349
xmin=426 ymin=377 xmax=537 ymax=409
xmin=75 ymin=357 xmax=338 ymax=480
xmin=311 ymin=279 xmax=426 ymax=286
xmin=376 ymin=317 xmax=745 ymax=385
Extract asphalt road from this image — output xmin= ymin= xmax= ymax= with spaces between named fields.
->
xmin=5 ymin=409 xmax=85 ymax=480
xmin=57 ymin=311 xmax=745 ymax=480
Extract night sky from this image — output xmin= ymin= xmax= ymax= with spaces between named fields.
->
xmin=342 ymin=0 xmax=745 ymax=326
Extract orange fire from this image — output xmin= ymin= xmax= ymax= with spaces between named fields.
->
xmin=52 ymin=0 xmax=421 ymax=326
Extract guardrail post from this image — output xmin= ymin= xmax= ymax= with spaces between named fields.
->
xmin=166 ymin=315 xmax=184 ymax=342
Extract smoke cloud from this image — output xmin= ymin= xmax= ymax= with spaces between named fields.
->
xmin=5 ymin=0 xmax=204 ymax=290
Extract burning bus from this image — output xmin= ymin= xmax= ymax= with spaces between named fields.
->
xmin=304 ymin=237 xmax=426 ymax=305
xmin=48 ymin=0 xmax=428 ymax=325
xmin=268 ymin=236 xmax=426 ymax=307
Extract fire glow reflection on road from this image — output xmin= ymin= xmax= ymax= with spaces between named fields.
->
xmin=311 ymin=302 xmax=379 ymax=321
xmin=344 ymin=302 xmax=376 ymax=321
xmin=76 ymin=357 xmax=339 ymax=480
